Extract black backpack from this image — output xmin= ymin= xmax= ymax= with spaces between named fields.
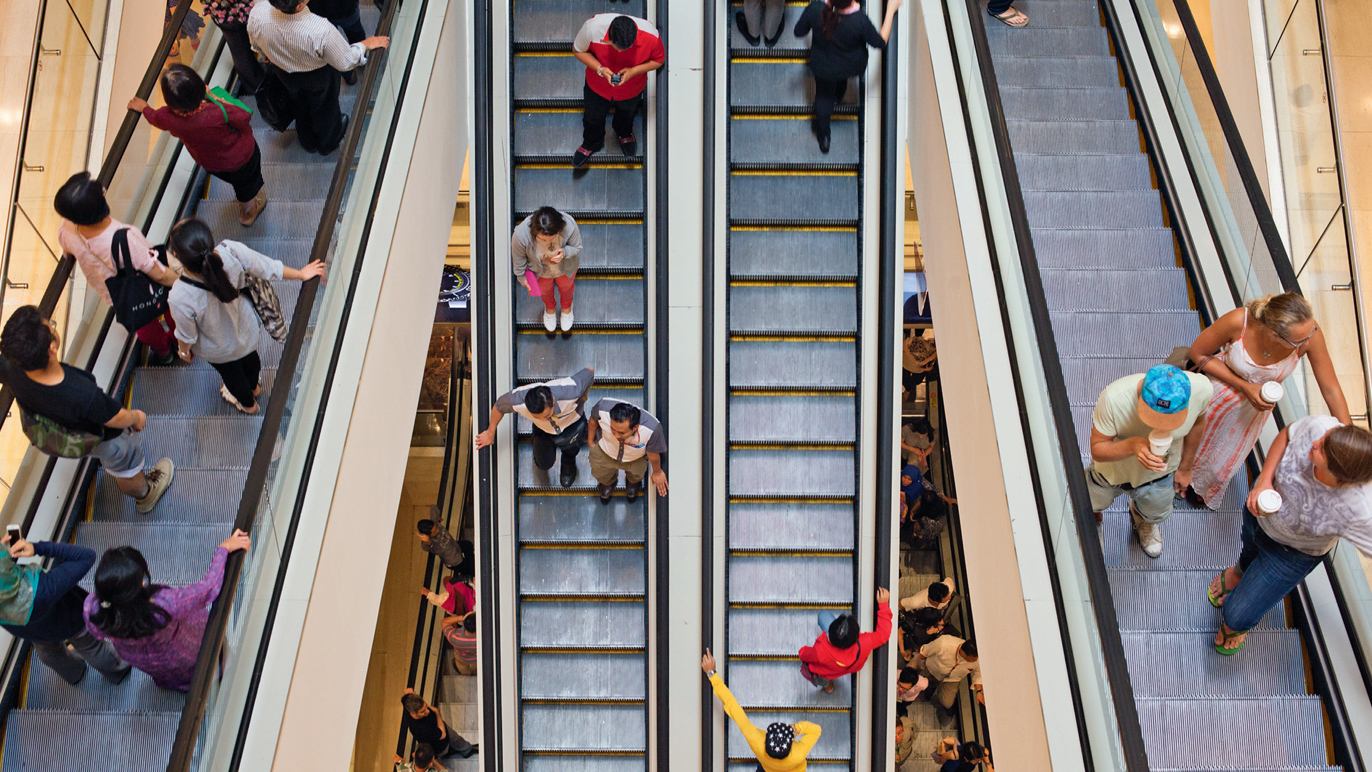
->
xmin=105 ymin=228 xmax=169 ymax=332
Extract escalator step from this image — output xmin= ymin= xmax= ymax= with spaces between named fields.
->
xmin=513 ymin=166 xmax=646 ymax=212
xmin=254 ymin=129 xmax=322 ymax=164
xmin=72 ymin=524 xmax=227 ymax=588
xmin=1059 ymin=355 xmax=1167 ymax=404
xmin=230 ymin=238 xmax=315 ymax=269
xmin=727 ymin=3 xmax=811 ymax=51
xmin=512 ymin=0 xmax=647 ymax=45
xmin=206 ymin=162 xmax=337 ymax=201
xmin=130 ymin=368 xmax=279 ymax=416
xmin=514 ymin=109 xmax=641 ymax=159
xmin=729 ymin=228 xmax=858 ymax=279
xmin=984 ymin=26 xmax=1110 ymax=57
xmin=1101 ymin=510 xmax=1241 ymax=569
xmin=1107 ymin=569 xmax=1287 ymax=631
xmin=519 ymin=546 xmax=645 ymax=596
xmin=729 ymin=339 xmax=855 ymax=388
xmin=1 ymin=710 xmax=178 ymax=771
xmin=730 ymin=60 xmax=858 ymax=110
xmin=517 ymin=438 xmax=650 ymax=492
xmin=525 ymin=758 xmax=646 ymax=772
xmin=730 ymin=172 xmax=859 ymax=223
xmin=1007 ymin=119 xmax=1141 ymax=155
xmin=730 ymin=283 xmax=856 ymax=333
xmin=516 ymin=331 xmax=646 ymax=381
xmin=1135 ymin=697 xmax=1336 ymax=769
xmin=993 ymin=55 xmax=1122 ymax=88
xmin=728 ymin=501 xmax=855 ymax=551
xmin=729 ymin=447 xmax=855 ymax=497
xmin=1029 ymin=228 xmax=1175 ymax=269
xmin=519 ymin=494 xmax=645 ymax=543
xmin=724 ymin=660 xmax=852 ymax=708
xmin=520 ymin=600 xmax=646 ymax=649
xmin=129 ymin=415 xmax=266 ymax=468
xmin=728 ymin=607 xmax=852 ymax=656
xmin=513 ymin=52 xmax=585 ymax=100
xmin=1047 ymin=310 xmax=1199 ymax=358
xmin=521 ymin=704 xmax=646 ymax=752
xmin=521 ymin=652 xmax=645 ymax=699
xmin=727 ymin=555 xmax=854 ymax=604
xmin=539 ymin=223 xmax=646 ymax=273
xmin=1040 ymin=268 xmax=1190 ymax=311
xmin=1015 ymin=153 xmax=1154 ymax=191
xmin=23 ymin=663 xmax=185 ymax=712
xmin=1122 ymin=631 xmax=1306 ymax=697
xmin=728 ymin=709 xmax=851 ymax=760
xmin=730 ymin=116 xmax=858 ymax=166
xmin=515 ymin=276 xmax=645 ymax=327
xmin=728 ymin=394 xmax=856 ymax=443
xmin=1023 ymin=190 xmax=1164 ymax=228
xmin=93 ymin=468 xmax=248 ymax=524
xmin=195 ymin=200 xmax=335 ymax=244
xmin=999 ymin=86 xmax=1132 ymax=121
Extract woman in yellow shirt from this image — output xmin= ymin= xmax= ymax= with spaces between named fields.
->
xmin=702 ymin=649 xmax=822 ymax=771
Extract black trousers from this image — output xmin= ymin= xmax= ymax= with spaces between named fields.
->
xmin=272 ymin=64 xmax=345 ymax=154
xmin=210 ymin=144 xmax=264 ymax=203
xmin=532 ymin=425 xmax=581 ymax=473
xmin=987 ymin=0 xmax=1015 ymax=14
xmin=582 ymin=83 xmax=641 ymax=152
xmin=211 ymin=350 xmax=262 ymax=408
xmin=215 ymin=19 xmax=264 ymax=92
xmin=813 ymin=76 xmax=849 ymax=137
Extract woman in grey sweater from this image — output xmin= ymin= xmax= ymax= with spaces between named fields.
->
xmin=512 ymin=207 xmax=582 ymax=332
xmin=166 ymin=218 xmax=325 ymax=414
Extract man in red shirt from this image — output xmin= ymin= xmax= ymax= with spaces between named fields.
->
xmin=798 ymin=587 xmax=893 ymax=693
xmin=571 ymin=14 xmax=665 ymax=168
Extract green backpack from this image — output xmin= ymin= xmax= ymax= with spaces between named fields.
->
xmin=19 ymin=406 xmax=103 ymax=458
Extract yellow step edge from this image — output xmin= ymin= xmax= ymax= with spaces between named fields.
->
xmin=728 ymin=497 xmax=852 ymax=504
xmin=523 ymin=647 xmax=645 ymax=655
xmin=522 ymin=595 xmax=644 ymax=603
xmin=730 ymin=601 xmax=852 ymax=609
xmin=730 ymin=443 xmax=854 ymax=450
xmin=730 ymin=550 xmax=854 ymax=557
xmin=517 ymin=163 xmax=643 ymax=170
xmin=731 ymin=225 xmax=857 ymax=232
xmin=731 ymin=334 xmax=855 ymax=342
xmin=732 ymin=389 xmax=857 ymax=396
xmin=733 ymin=113 xmax=857 ymax=121
xmin=519 ymin=328 xmax=643 ymax=335
xmin=731 ymin=280 xmax=856 ymax=287
xmin=523 ymin=751 xmax=646 ymax=757
xmin=521 ymin=542 xmax=642 ymax=550
xmin=515 ymin=107 xmax=582 ymax=114
xmin=731 ymin=169 xmax=858 ymax=177
xmin=734 ymin=56 xmax=809 ymax=63
xmin=515 ymin=51 xmax=571 ymax=57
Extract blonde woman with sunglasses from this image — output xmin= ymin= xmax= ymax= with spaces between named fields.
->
xmin=1184 ymin=293 xmax=1349 ymax=510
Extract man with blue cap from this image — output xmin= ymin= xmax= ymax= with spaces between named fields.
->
xmin=1087 ymin=364 xmax=1213 ymax=557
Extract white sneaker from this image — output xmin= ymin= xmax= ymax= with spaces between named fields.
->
xmin=543 ymin=310 xmax=556 ymax=332
xmin=560 ymin=305 xmax=574 ymax=332
xmin=1131 ymin=505 xmax=1163 ymax=558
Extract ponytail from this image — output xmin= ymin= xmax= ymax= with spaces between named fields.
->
xmin=822 ymin=0 xmax=856 ymax=38
xmin=169 ymin=218 xmax=239 ymax=303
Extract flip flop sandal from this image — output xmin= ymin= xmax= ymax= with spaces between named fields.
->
xmin=1207 ymin=569 xmax=1236 ymax=608
xmin=1214 ymin=625 xmax=1247 ymax=655
xmin=991 ymin=7 xmax=1029 ymax=27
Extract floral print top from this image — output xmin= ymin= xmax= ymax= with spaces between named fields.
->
xmin=204 ymin=0 xmax=252 ymax=26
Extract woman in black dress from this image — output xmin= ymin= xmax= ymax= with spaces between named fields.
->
xmin=794 ymin=0 xmax=902 ymax=152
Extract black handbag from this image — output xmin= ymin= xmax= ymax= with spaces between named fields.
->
xmin=549 ymin=416 xmax=587 ymax=449
xmin=104 ymin=228 xmax=169 ymax=332
xmin=254 ymin=67 xmax=295 ymax=133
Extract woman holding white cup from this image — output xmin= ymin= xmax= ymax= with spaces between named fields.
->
xmin=1184 ymin=293 xmax=1349 ymax=509
xmin=1207 ymin=417 xmax=1372 ymax=655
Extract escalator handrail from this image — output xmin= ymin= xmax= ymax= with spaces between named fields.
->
xmin=164 ymin=0 xmax=404 ymax=765
xmin=0 ymin=0 xmax=198 ymax=460
xmin=955 ymin=0 xmax=1150 ymax=768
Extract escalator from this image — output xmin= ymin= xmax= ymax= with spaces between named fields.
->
xmin=951 ymin=0 xmax=1364 ymax=768
xmin=508 ymin=0 xmax=651 ymax=764
xmin=721 ymin=8 xmax=869 ymax=769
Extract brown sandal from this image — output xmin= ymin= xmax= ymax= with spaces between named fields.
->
xmin=992 ymin=6 xmax=1029 ymax=27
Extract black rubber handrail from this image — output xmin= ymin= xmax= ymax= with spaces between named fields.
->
xmin=955 ymin=0 xmax=1149 ymax=768
xmin=653 ymin=1 xmax=671 ymax=762
xmin=164 ymin=0 xmax=404 ymax=765
xmin=699 ymin=0 xmax=716 ymax=767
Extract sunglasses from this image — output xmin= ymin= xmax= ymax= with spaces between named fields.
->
xmin=1273 ymin=323 xmax=1318 ymax=350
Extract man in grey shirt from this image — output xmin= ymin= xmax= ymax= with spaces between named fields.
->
xmin=476 ymin=367 xmax=594 ymax=488
xmin=248 ymin=0 xmax=389 ymax=154
xmin=416 ymin=506 xmax=472 ymax=578
xmin=586 ymin=397 xmax=668 ymax=503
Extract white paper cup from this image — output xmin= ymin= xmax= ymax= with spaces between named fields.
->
xmin=1148 ymin=430 xmax=1173 ymax=458
xmin=1256 ymin=489 xmax=1282 ymax=516
xmin=1261 ymin=381 xmax=1284 ymax=405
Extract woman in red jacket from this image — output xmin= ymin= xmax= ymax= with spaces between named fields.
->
xmin=128 ymin=64 xmax=267 ymax=226
xmin=798 ymin=587 xmax=893 ymax=693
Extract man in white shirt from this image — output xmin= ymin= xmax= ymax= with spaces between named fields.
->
xmin=899 ymin=577 xmax=954 ymax=613
xmin=586 ymin=397 xmax=668 ymax=503
xmin=248 ymin=0 xmax=389 ymax=153
xmin=920 ymin=635 xmax=984 ymax=713
xmin=477 ymin=367 xmax=594 ymax=488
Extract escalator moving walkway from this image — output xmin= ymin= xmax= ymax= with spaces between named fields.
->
xmin=983 ymin=1 xmax=1337 ymax=768
xmin=510 ymin=0 xmax=650 ymax=765
xmin=722 ymin=4 xmax=870 ymax=768
xmin=0 ymin=25 xmax=373 ymax=767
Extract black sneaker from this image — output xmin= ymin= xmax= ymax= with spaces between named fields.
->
xmin=618 ymin=135 xmax=637 ymax=157
xmin=735 ymin=11 xmax=761 ymax=46
xmin=573 ymin=146 xmax=595 ymax=168
xmin=560 ymin=466 xmax=577 ymax=488
xmin=818 ymin=132 xmax=831 ymax=154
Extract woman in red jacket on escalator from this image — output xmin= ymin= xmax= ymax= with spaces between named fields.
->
xmin=798 ymin=587 xmax=893 ymax=693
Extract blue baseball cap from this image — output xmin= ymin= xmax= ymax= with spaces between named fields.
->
xmin=1138 ymin=364 xmax=1191 ymax=431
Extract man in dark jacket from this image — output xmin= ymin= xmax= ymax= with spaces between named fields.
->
xmin=0 ymin=535 xmax=130 ymax=684
xmin=416 ymin=507 xmax=473 ymax=579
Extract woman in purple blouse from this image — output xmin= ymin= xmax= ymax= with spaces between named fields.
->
xmin=83 ymin=529 xmax=250 ymax=691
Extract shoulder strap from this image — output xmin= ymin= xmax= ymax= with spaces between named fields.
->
xmin=179 ymin=275 xmax=210 ymax=292
xmin=205 ymin=94 xmax=230 ymax=125
xmin=110 ymin=228 xmax=131 ymax=272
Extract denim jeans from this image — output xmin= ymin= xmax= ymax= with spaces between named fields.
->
xmin=803 ymin=610 xmax=840 ymax=689
xmin=1223 ymin=509 xmax=1323 ymax=632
